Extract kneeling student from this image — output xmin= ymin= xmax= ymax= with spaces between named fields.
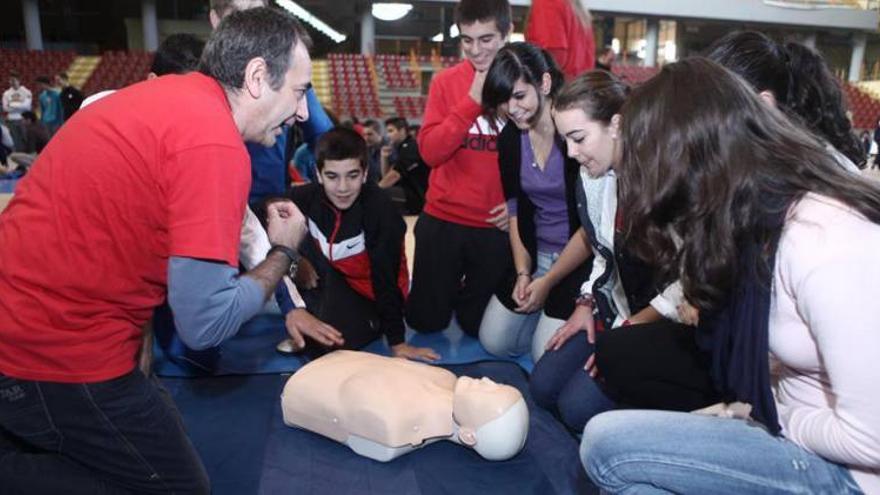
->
xmin=279 ymin=128 xmax=438 ymax=361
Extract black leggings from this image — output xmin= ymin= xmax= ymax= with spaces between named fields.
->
xmin=405 ymin=213 xmax=511 ymax=336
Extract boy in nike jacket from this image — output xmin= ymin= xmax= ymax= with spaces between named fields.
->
xmin=280 ymin=128 xmax=438 ymax=361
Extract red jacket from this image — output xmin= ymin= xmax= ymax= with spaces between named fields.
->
xmin=417 ymin=61 xmax=505 ymax=228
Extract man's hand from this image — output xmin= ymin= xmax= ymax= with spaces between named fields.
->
xmin=469 ymin=69 xmax=487 ymax=105
xmin=486 ymin=202 xmax=509 ymax=232
xmin=391 ymin=342 xmax=440 ymax=362
xmin=294 ymin=258 xmax=319 ymax=290
xmin=267 ymin=200 xmax=306 ymax=249
xmin=284 ymin=308 xmax=344 ymax=350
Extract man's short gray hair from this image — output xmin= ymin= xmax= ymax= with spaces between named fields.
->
xmin=199 ymin=7 xmax=309 ymax=91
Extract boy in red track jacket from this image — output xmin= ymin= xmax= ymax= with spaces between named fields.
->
xmin=406 ymin=0 xmax=514 ymax=337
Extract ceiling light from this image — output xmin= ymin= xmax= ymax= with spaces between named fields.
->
xmin=275 ymin=0 xmax=346 ymax=43
xmin=449 ymin=24 xmax=459 ymax=38
xmin=372 ymin=3 xmax=413 ymax=22
xmin=510 ymin=32 xmax=525 ymax=42
xmin=432 ymin=32 xmax=444 ymax=42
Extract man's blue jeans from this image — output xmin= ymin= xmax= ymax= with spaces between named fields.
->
xmin=0 ymin=369 xmax=209 ymax=494
xmin=581 ymin=410 xmax=863 ymax=494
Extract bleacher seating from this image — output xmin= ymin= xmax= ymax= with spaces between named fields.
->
xmin=0 ymin=48 xmax=77 ymax=100
xmin=392 ymin=96 xmax=427 ymax=119
xmin=845 ymin=83 xmax=880 ymax=130
xmin=81 ymin=50 xmax=153 ymax=96
xmin=375 ymin=54 xmax=419 ymax=90
xmin=327 ymin=53 xmax=381 ymax=118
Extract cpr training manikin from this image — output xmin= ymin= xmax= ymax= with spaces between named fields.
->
xmin=281 ymin=351 xmax=529 ymax=462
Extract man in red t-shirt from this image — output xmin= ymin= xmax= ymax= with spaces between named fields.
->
xmin=407 ymin=0 xmax=513 ymax=337
xmin=0 ymin=9 xmax=311 ymax=494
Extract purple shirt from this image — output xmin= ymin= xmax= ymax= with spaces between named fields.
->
xmin=508 ymin=132 xmax=569 ymax=254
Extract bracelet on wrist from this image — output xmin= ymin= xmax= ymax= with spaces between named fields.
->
xmin=516 ymin=271 xmax=531 ymax=278
xmin=575 ymin=293 xmax=594 ymax=307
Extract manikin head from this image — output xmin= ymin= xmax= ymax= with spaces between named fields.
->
xmin=452 ymin=376 xmax=528 ymax=461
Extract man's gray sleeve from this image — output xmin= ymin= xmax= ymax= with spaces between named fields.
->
xmin=167 ymin=256 xmax=265 ymax=350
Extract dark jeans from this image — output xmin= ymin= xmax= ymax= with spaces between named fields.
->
xmin=529 ymin=331 xmax=616 ymax=434
xmin=406 ymin=212 xmax=512 ymax=336
xmin=0 ymin=369 xmax=209 ymax=494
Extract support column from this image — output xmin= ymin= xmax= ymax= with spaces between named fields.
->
xmin=360 ymin=7 xmax=375 ymax=56
xmin=849 ymin=32 xmax=867 ymax=83
xmin=644 ymin=18 xmax=659 ymax=68
xmin=21 ymin=0 xmax=43 ymax=51
xmin=142 ymin=0 xmax=159 ymax=52
xmin=802 ymin=32 xmax=817 ymax=50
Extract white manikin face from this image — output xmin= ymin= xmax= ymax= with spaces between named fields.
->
xmin=453 ymin=376 xmax=529 ymax=461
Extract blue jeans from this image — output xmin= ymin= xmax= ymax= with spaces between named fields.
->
xmin=529 ymin=329 xmax=616 ymax=434
xmin=0 ymin=369 xmax=209 ymax=494
xmin=581 ymin=410 xmax=864 ymax=494
xmin=479 ymin=251 xmax=566 ymax=361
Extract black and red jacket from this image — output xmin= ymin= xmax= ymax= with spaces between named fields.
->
xmin=288 ymin=183 xmax=409 ymax=346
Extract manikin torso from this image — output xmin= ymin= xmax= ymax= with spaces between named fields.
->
xmin=281 ymin=351 xmax=529 ymax=462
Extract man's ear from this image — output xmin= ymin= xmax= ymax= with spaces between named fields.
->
xmin=243 ymin=57 xmax=269 ymax=99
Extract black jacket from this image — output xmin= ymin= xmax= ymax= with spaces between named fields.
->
xmin=495 ymin=121 xmax=591 ymax=319
xmin=391 ymin=135 xmax=429 ymax=214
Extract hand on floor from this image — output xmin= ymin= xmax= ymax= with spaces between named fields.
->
xmin=285 ymin=309 xmax=344 ymax=350
xmin=391 ymin=343 xmax=440 ymax=362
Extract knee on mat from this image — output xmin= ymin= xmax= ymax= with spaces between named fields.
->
xmin=478 ymin=325 xmax=514 ymax=358
xmin=405 ymin=311 xmax=449 ymax=334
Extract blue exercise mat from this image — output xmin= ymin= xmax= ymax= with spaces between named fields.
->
xmin=153 ymin=313 xmax=534 ymax=377
xmin=163 ymin=361 xmax=594 ymax=495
